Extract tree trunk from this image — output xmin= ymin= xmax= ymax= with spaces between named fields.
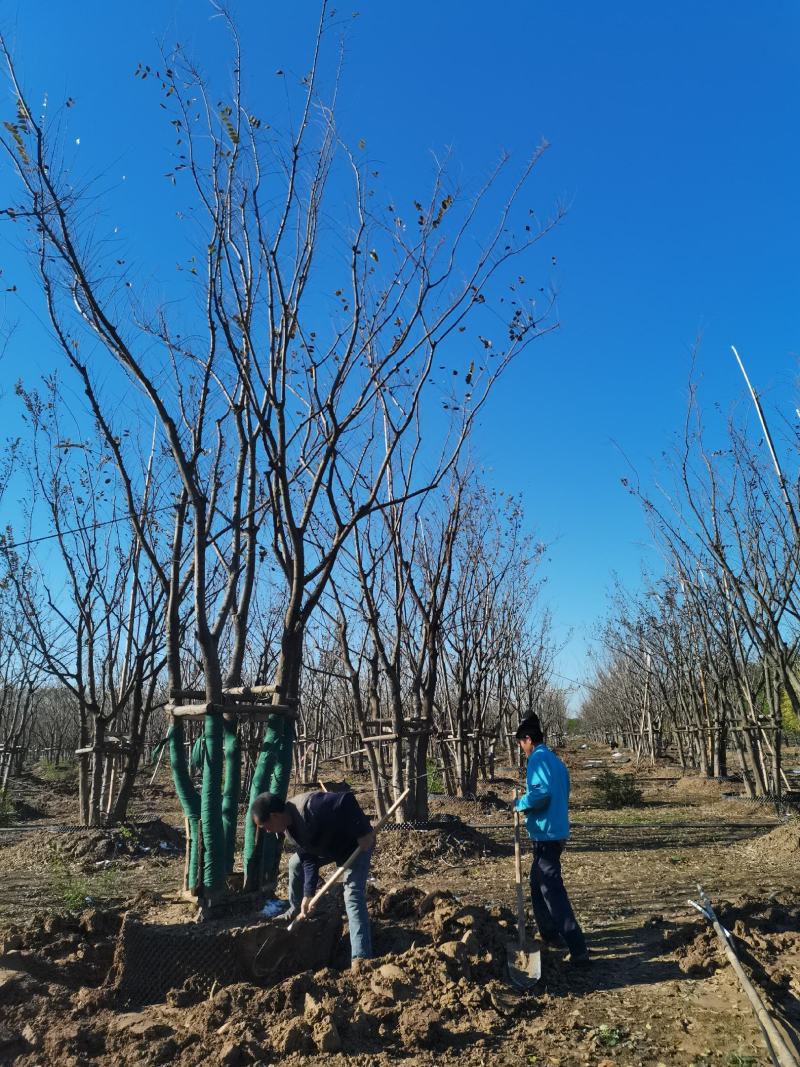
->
xmin=221 ymin=718 xmax=241 ymax=875
xmin=242 ymin=623 xmax=302 ymax=892
xmin=169 ymin=719 xmax=202 ymax=891
xmin=712 ymin=719 xmax=727 ymax=778
xmin=405 ymin=731 xmax=431 ymax=823
xmin=88 ymin=718 xmax=105 ymax=827
xmin=731 ymin=728 xmax=756 ymax=799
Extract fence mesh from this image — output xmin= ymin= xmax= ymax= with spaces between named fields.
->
xmin=105 ymin=905 xmax=344 ymax=1005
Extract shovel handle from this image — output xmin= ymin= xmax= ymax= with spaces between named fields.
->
xmin=291 ymin=786 xmax=410 ymax=926
xmin=513 ymin=791 xmax=527 ymax=949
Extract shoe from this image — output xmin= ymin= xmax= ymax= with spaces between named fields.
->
xmin=261 ymin=898 xmax=291 ymax=919
xmin=272 ymin=907 xmax=298 ymax=924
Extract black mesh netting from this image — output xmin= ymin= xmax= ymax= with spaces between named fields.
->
xmin=106 ymin=907 xmax=343 ymax=1005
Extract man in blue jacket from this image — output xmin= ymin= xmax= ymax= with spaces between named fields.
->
xmin=251 ymin=788 xmax=376 ymax=963
xmin=514 ymin=714 xmax=589 ymax=964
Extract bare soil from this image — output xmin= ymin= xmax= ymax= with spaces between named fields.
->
xmin=0 ymin=742 xmax=798 ymax=1066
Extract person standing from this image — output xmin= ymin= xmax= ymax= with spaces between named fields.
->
xmin=250 ymin=788 xmax=376 ymax=964
xmin=514 ymin=714 xmax=589 ymax=965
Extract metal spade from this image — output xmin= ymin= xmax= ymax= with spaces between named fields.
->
xmin=506 ymin=802 xmax=542 ymax=990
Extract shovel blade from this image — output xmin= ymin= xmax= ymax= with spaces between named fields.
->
xmin=506 ymin=938 xmax=542 ymax=989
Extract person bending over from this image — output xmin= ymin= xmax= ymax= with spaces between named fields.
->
xmin=250 ymin=788 xmax=376 ymax=963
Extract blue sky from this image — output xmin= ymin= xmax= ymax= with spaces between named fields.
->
xmin=1 ymin=2 xmax=798 ymax=705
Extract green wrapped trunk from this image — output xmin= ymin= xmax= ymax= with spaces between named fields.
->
xmin=168 ymin=720 xmax=202 ymax=890
xmin=262 ymin=722 xmax=296 ymax=883
xmin=201 ymin=711 xmax=226 ymax=893
xmin=221 ymin=718 xmax=241 ymax=874
xmin=242 ymin=715 xmax=295 ymax=891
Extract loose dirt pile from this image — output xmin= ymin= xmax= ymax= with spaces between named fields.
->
xmin=668 ymin=775 xmax=735 ymax=799
xmin=1 ymin=906 xmax=122 ymax=987
xmin=428 ymin=788 xmax=515 ymax=822
xmin=374 ymin=818 xmax=501 ymax=878
xmin=662 ymin=892 xmax=800 ymax=1016
xmin=0 ymin=819 xmax=184 ymax=873
xmin=8 ymin=799 xmax=45 ymax=822
xmin=1 ymin=888 xmax=525 ymax=1065
xmin=740 ymin=816 xmax=800 ymax=861
xmin=167 ymin=891 xmax=523 ymax=1062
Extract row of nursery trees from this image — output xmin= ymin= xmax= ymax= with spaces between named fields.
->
xmin=582 ymin=353 xmax=800 ymax=800
xmin=0 ymin=8 xmax=565 ymax=901
xmin=0 ymin=456 xmax=566 ymax=818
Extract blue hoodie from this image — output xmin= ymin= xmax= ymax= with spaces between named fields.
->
xmin=514 ymin=744 xmax=570 ymax=841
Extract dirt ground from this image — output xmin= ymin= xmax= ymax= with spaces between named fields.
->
xmin=0 ymin=742 xmax=798 ymax=1066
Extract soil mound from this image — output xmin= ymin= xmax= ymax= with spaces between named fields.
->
xmin=1 ymin=887 xmax=527 ymax=1064
xmin=163 ymin=889 xmax=523 ymax=1061
xmin=740 ymin=817 xmax=800 ymax=861
xmin=474 ymin=789 xmax=512 ymax=814
xmin=1 ymin=907 xmax=122 ymax=987
xmin=669 ymin=774 xmax=732 ymax=799
xmin=663 ymin=893 xmax=800 ymax=999
xmin=1 ymin=819 xmax=185 ymax=873
xmin=375 ymin=818 xmax=500 ymax=877
xmin=11 ymin=799 xmax=45 ymax=821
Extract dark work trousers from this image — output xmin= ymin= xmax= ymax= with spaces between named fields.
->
xmin=529 ymin=839 xmax=587 ymax=959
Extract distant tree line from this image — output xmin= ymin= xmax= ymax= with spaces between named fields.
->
xmin=582 ymin=352 xmax=800 ymax=800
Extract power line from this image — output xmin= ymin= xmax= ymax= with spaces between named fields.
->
xmin=550 ymin=671 xmax=605 ymax=696
xmin=3 ymin=492 xmax=277 ymax=553
xmin=2 ymin=504 xmax=178 ymax=552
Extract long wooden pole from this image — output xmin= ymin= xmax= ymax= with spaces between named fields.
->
xmin=731 ymin=346 xmax=800 ymax=545
xmin=691 ymin=888 xmax=798 ymax=1067
xmin=513 ymin=805 xmax=527 ymax=949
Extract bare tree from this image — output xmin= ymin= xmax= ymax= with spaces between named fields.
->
xmin=2 ymin=383 xmax=169 ymax=823
xmin=1 ymin=5 xmax=560 ymax=896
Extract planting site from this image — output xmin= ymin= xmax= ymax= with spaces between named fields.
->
xmin=1 ymin=744 xmax=798 ymax=1066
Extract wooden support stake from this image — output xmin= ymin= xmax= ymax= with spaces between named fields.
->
xmin=170 ymin=684 xmax=298 ymax=705
xmin=105 ymin=757 xmax=116 ymax=816
xmin=167 ymin=702 xmax=299 ymax=721
xmin=182 ymin=816 xmax=190 ymax=892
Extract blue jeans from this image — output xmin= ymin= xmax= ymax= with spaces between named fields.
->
xmin=529 ymin=840 xmax=587 ymax=959
xmin=288 ymin=849 xmax=373 ymax=961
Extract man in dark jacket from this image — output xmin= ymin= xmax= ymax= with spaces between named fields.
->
xmin=251 ymin=789 xmax=376 ymax=962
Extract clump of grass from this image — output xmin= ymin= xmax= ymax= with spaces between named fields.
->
xmin=427 ymin=758 xmax=444 ymax=795
xmin=591 ymin=770 xmax=643 ymax=809
xmin=37 ymin=759 xmax=76 ymax=782
xmin=597 ymin=1024 xmax=625 ymax=1048
xmin=49 ymin=855 xmax=120 ymax=910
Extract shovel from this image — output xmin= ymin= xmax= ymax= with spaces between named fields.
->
xmin=506 ymin=801 xmax=542 ymax=990
xmin=252 ymin=786 xmax=410 ymax=978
